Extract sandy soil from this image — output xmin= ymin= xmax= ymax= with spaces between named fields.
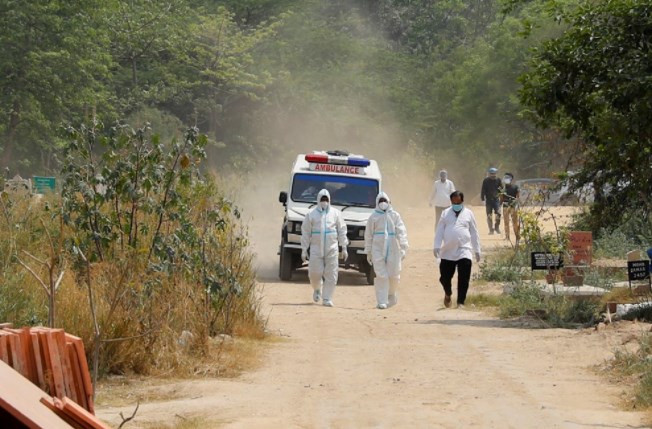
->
xmin=97 ymin=206 xmax=649 ymax=428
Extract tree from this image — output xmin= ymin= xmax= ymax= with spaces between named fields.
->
xmin=519 ymin=0 xmax=652 ymax=229
xmin=105 ymin=0 xmax=192 ymax=111
xmin=0 ymin=1 xmax=112 ymax=172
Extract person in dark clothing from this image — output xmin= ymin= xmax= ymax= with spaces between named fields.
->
xmin=500 ymin=172 xmax=520 ymax=245
xmin=480 ymin=167 xmax=503 ymax=235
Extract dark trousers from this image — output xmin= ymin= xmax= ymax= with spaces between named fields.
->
xmin=439 ymin=258 xmax=473 ymax=304
xmin=485 ymin=199 xmax=501 ymax=232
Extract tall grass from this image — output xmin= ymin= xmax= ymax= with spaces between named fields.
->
xmin=0 ymin=185 xmax=265 ymax=377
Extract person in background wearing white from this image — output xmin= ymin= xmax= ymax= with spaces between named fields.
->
xmin=364 ymin=192 xmax=409 ymax=309
xmin=301 ymin=189 xmax=348 ymax=307
xmin=429 ymin=170 xmax=456 ymax=225
xmin=433 ymin=191 xmax=481 ymax=309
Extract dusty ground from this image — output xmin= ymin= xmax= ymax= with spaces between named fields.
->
xmin=97 ymin=206 xmax=650 ymax=428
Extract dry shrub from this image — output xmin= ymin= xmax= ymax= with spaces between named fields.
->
xmin=0 ymin=126 xmax=267 ymax=379
xmin=0 ymin=193 xmax=266 ymax=378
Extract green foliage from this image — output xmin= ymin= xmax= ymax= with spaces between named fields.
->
xmin=464 ymin=293 xmax=503 ymax=308
xmin=594 ymin=230 xmax=647 ymax=260
xmin=498 ymin=282 xmax=600 ymax=326
xmin=477 ymin=249 xmax=530 ymax=282
xmin=0 ymin=122 xmax=264 ymax=375
xmin=0 ymin=0 xmax=113 ymax=170
xmin=571 ymin=207 xmax=652 ymax=258
xmin=61 ymin=122 xmax=207 ymax=261
xmin=519 ymin=0 xmax=652 ymax=229
xmin=0 ymin=0 xmax=572 ymax=193
xmin=499 ymin=282 xmax=545 ymax=318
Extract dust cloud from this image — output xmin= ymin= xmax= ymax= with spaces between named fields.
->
xmin=217 ymin=2 xmax=469 ymax=280
xmin=225 ymin=120 xmax=440 ymax=280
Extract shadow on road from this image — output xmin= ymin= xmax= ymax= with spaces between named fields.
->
xmin=416 ymin=318 xmax=542 ymax=329
xmin=270 ymin=302 xmax=315 ymax=307
xmin=563 ymin=422 xmax=649 ymax=429
xmin=258 ymin=268 xmax=371 ymax=287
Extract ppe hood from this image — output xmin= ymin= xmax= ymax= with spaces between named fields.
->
xmin=375 ymin=191 xmax=391 ymax=210
xmin=317 ymin=189 xmax=331 ymax=204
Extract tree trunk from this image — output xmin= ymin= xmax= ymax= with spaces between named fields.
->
xmin=1 ymin=100 xmax=21 ymax=167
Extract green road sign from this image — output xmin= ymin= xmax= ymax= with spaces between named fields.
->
xmin=32 ymin=176 xmax=56 ymax=194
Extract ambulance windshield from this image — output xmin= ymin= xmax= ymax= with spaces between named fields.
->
xmin=291 ymin=174 xmax=378 ymax=208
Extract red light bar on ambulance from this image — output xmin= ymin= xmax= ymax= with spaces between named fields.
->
xmin=305 ymin=153 xmax=370 ymax=167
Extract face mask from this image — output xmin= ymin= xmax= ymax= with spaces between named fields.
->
xmin=452 ymin=204 xmax=463 ymax=212
xmin=319 ymin=201 xmax=329 ymax=210
xmin=504 ymin=178 xmax=512 ymax=185
xmin=379 ymin=202 xmax=389 ymax=211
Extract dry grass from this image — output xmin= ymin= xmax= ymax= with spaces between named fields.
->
xmin=96 ymin=378 xmax=184 ymax=409
xmin=600 ymin=287 xmax=645 ymax=306
xmin=0 ymin=191 xmax=267 ymax=379
xmin=603 ymin=333 xmax=652 ymax=427
xmin=95 ymin=336 xmax=267 ymax=409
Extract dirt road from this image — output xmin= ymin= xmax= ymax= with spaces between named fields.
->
xmin=98 ymin=206 xmax=648 ymax=428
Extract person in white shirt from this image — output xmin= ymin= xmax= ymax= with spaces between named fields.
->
xmin=433 ymin=191 xmax=481 ymax=308
xmin=429 ymin=170 xmax=456 ymax=224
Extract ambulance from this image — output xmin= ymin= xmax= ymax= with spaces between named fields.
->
xmin=278 ymin=150 xmax=381 ymax=284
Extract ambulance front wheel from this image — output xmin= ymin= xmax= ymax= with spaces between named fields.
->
xmin=279 ymin=247 xmax=293 ymax=281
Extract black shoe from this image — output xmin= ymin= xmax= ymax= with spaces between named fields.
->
xmin=444 ymin=295 xmax=452 ymax=308
xmin=489 ymin=230 xmax=494 ymax=235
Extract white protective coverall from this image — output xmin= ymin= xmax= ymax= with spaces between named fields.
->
xmin=364 ymin=192 xmax=409 ymax=307
xmin=301 ymin=189 xmax=349 ymax=303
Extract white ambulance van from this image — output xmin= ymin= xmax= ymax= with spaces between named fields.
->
xmin=278 ymin=150 xmax=381 ymax=284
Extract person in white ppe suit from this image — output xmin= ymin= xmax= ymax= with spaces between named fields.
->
xmin=365 ymin=192 xmax=409 ymax=309
xmin=301 ymin=189 xmax=349 ymax=307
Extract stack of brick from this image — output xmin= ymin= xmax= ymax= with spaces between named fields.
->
xmin=0 ymin=324 xmax=94 ymax=414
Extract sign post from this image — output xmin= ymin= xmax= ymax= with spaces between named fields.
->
xmin=530 ymin=252 xmax=564 ymax=270
xmin=628 ymin=260 xmax=651 ymax=293
xmin=32 ymin=176 xmax=56 ymax=194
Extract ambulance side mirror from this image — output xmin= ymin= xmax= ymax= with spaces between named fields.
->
xmin=279 ymin=191 xmax=287 ymax=206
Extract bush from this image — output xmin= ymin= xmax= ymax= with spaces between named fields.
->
xmin=477 ymin=249 xmax=531 ymax=283
xmin=573 ymin=210 xmax=652 ymax=259
xmin=498 ymin=282 xmax=544 ymax=318
xmin=582 ymin=267 xmax=618 ymax=289
xmin=498 ymin=282 xmax=600 ymax=327
xmin=0 ymin=123 xmax=265 ymax=378
xmin=594 ymin=229 xmax=646 ymax=260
